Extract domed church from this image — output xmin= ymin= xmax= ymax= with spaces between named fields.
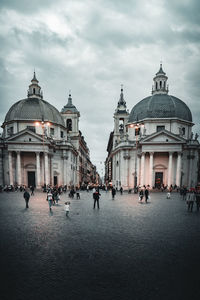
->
xmin=0 ymin=73 xmax=96 ymax=188
xmin=105 ymin=65 xmax=200 ymax=190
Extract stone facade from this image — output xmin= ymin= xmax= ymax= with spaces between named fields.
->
xmin=105 ymin=65 xmax=200 ymax=190
xmin=0 ymin=73 xmax=97 ymax=188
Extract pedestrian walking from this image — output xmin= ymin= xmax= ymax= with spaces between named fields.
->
xmin=30 ymin=185 xmax=34 ymax=195
xmin=182 ymin=187 xmax=187 ymax=201
xmin=55 ymin=192 xmax=60 ymax=205
xmin=65 ymin=201 xmax=70 ymax=216
xmin=186 ymin=191 xmax=195 ymax=212
xmin=144 ymin=187 xmax=149 ymax=203
xmin=47 ymin=191 xmax=53 ymax=211
xmin=76 ymin=189 xmax=80 ymax=199
xmin=139 ymin=189 xmax=144 ymax=202
xmin=120 ymin=187 xmax=123 ymax=195
xmin=112 ymin=186 xmax=116 ymax=199
xmin=93 ymin=189 xmax=101 ymax=209
xmin=23 ymin=189 xmax=30 ymax=208
xmin=196 ymin=192 xmax=200 ymax=212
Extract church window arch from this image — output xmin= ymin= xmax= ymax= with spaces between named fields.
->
xmin=160 ymin=81 xmax=162 ymax=88
xmin=33 ymin=88 xmax=35 ymax=94
xmin=67 ymin=119 xmax=72 ymax=132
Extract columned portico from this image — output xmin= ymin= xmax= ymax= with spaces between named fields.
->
xmin=16 ymin=151 xmax=22 ymax=185
xmin=36 ymin=152 xmax=41 ymax=188
xmin=176 ymin=152 xmax=182 ymax=187
xmin=168 ymin=152 xmax=173 ymax=187
xmin=149 ymin=152 xmax=154 ymax=188
xmin=8 ymin=151 xmax=13 ymax=186
xmin=140 ymin=152 xmax=145 ymax=187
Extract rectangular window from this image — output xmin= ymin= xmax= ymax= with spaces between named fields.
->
xmin=135 ymin=127 xmax=140 ymax=136
xmin=27 ymin=126 xmax=36 ymax=133
xmin=60 ymin=131 xmax=64 ymax=138
xmin=7 ymin=127 xmax=14 ymax=136
xmin=157 ymin=126 xmax=165 ymax=132
xmin=50 ymin=128 xmax=54 ymax=135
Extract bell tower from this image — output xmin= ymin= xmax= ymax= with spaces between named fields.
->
xmin=61 ymin=92 xmax=80 ymax=142
xmin=113 ymin=86 xmax=129 ymax=148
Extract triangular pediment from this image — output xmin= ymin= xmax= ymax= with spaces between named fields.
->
xmin=140 ymin=130 xmax=185 ymax=144
xmin=6 ymin=129 xmax=47 ymax=143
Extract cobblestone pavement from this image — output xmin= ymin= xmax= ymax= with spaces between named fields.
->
xmin=0 ymin=190 xmax=200 ymax=300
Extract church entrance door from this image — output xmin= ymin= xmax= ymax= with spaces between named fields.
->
xmin=155 ymin=172 xmax=163 ymax=189
xmin=54 ymin=176 xmax=58 ymax=186
xmin=28 ymin=171 xmax=35 ymax=187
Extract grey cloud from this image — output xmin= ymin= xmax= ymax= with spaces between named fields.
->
xmin=0 ymin=0 xmax=54 ymax=14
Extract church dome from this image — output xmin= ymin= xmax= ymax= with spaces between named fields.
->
xmin=128 ymin=94 xmax=192 ymax=123
xmin=4 ymin=98 xmax=65 ymax=126
xmin=128 ymin=65 xmax=192 ymax=123
xmin=3 ymin=72 xmax=65 ymax=127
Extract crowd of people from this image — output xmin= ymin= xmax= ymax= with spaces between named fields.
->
xmin=1 ymin=181 xmax=199 ymax=214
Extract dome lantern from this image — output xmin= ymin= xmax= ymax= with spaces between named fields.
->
xmin=27 ymin=71 xmax=43 ymax=99
xmin=152 ymin=64 xmax=169 ymax=95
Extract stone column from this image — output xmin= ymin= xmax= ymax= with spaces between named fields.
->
xmin=8 ymin=151 xmax=13 ymax=186
xmin=137 ymin=154 xmax=141 ymax=186
xmin=44 ymin=152 xmax=49 ymax=185
xmin=63 ymin=150 xmax=67 ymax=185
xmin=0 ymin=148 xmax=3 ymax=185
xmin=16 ymin=151 xmax=21 ymax=185
xmin=140 ymin=152 xmax=145 ymax=187
xmin=188 ymin=150 xmax=194 ymax=188
xmin=167 ymin=152 xmax=173 ymax=188
xmin=149 ymin=152 xmax=154 ymax=188
xmin=176 ymin=152 xmax=182 ymax=187
xmin=36 ymin=152 xmax=41 ymax=188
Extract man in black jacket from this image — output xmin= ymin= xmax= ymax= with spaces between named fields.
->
xmin=23 ymin=190 xmax=30 ymax=208
xmin=93 ymin=190 xmax=101 ymax=209
xmin=144 ymin=188 xmax=149 ymax=203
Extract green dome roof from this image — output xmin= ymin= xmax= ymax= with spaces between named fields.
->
xmin=128 ymin=94 xmax=192 ymax=123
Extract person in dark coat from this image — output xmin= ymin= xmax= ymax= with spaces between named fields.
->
xmin=30 ymin=185 xmax=35 ymax=195
xmin=23 ymin=190 xmax=30 ymax=208
xmin=144 ymin=188 xmax=149 ymax=203
xmin=112 ymin=186 xmax=116 ymax=199
xmin=120 ymin=187 xmax=123 ymax=195
xmin=195 ymin=192 xmax=200 ymax=212
xmin=139 ymin=189 xmax=144 ymax=202
xmin=93 ymin=190 xmax=101 ymax=209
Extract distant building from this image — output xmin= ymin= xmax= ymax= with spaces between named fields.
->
xmin=0 ymin=73 xmax=97 ymax=188
xmin=105 ymin=65 xmax=200 ymax=190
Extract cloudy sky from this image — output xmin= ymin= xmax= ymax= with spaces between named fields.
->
xmin=0 ymin=0 xmax=200 ymax=175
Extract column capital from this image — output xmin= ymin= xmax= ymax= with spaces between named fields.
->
xmin=149 ymin=151 xmax=154 ymax=156
xmin=16 ymin=150 xmax=21 ymax=154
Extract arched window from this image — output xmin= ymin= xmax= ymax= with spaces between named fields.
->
xmin=156 ymin=82 xmax=158 ymax=89
xmin=33 ymin=88 xmax=35 ymax=94
xmin=160 ymin=81 xmax=162 ymax=88
xmin=67 ymin=119 xmax=72 ymax=131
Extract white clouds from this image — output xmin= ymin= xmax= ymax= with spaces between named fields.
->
xmin=0 ymin=0 xmax=200 ymax=173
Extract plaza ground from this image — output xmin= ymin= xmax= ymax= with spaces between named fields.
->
xmin=0 ymin=190 xmax=200 ymax=300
